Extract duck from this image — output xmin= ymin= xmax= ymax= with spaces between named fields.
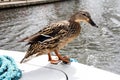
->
xmin=20 ymin=11 xmax=98 ymax=64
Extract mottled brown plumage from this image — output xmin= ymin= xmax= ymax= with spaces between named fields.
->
xmin=20 ymin=11 xmax=98 ymax=64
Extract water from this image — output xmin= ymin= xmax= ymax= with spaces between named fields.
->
xmin=0 ymin=0 xmax=120 ymax=74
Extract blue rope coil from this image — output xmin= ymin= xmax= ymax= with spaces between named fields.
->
xmin=0 ymin=55 xmax=22 ymax=80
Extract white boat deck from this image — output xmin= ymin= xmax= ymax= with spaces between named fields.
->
xmin=0 ymin=49 xmax=120 ymax=80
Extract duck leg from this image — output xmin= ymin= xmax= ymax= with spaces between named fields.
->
xmin=48 ymin=52 xmax=52 ymax=61
xmin=54 ymin=50 xmax=70 ymax=64
xmin=48 ymin=52 xmax=60 ymax=64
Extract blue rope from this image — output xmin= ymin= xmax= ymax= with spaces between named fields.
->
xmin=70 ymin=58 xmax=78 ymax=62
xmin=0 ymin=55 xmax=22 ymax=80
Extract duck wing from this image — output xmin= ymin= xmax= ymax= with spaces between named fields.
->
xmin=19 ymin=20 xmax=70 ymax=44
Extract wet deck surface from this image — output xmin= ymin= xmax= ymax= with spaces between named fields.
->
xmin=0 ymin=0 xmax=120 ymax=75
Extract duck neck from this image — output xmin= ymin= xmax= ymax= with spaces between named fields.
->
xmin=68 ymin=20 xmax=81 ymax=35
xmin=69 ymin=16 xmax=81 ymax=24
xmin=69 ymin=15 xmax=76 ymax=22
xmin=69 ymin=19 xmax=80 ymax=25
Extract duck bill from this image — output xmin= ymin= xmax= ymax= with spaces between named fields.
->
xmin=89 ymin=18 xmax=98 ymax=28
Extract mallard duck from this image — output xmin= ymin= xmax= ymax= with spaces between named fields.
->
xmin=20 ymin=11 xmax=98 ymax=64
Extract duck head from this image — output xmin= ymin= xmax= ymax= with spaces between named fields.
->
xmin=69 ymin=11 xmax=98 ymax=28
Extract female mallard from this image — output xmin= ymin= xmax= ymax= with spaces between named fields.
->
xmin=20 ymin=11 xmax=98 ymax=64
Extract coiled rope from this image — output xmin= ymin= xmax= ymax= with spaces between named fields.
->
xmin=0 ymin=55 xmax=22 ymax=80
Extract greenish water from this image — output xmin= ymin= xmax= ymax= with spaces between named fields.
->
xmin=0 ymin=0 xmax=120 ymax=74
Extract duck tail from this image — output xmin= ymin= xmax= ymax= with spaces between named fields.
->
xmin=18 ymin=37 xmax=29 ymax=42
xmin=20 ymin=58 xmax=26 ymax=63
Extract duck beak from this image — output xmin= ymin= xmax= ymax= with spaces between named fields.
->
xmin=89 ymin=18 xmax=98 ymax=28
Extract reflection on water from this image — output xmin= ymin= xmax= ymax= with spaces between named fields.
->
xmin=0 ymin=0 xmax=120 ymax=74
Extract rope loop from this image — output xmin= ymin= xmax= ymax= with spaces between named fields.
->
xmin=0 ymin=55 xmax=22 ymax=80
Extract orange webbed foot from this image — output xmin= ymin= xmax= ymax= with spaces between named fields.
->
xmin=50 ymin=60 xmax=60 ymax=64
xmin=62 ymin=56 xmax=70 ymax=64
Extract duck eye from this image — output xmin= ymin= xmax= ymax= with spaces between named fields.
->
xmin=82 ymin=13 xmax=87 ymax=16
